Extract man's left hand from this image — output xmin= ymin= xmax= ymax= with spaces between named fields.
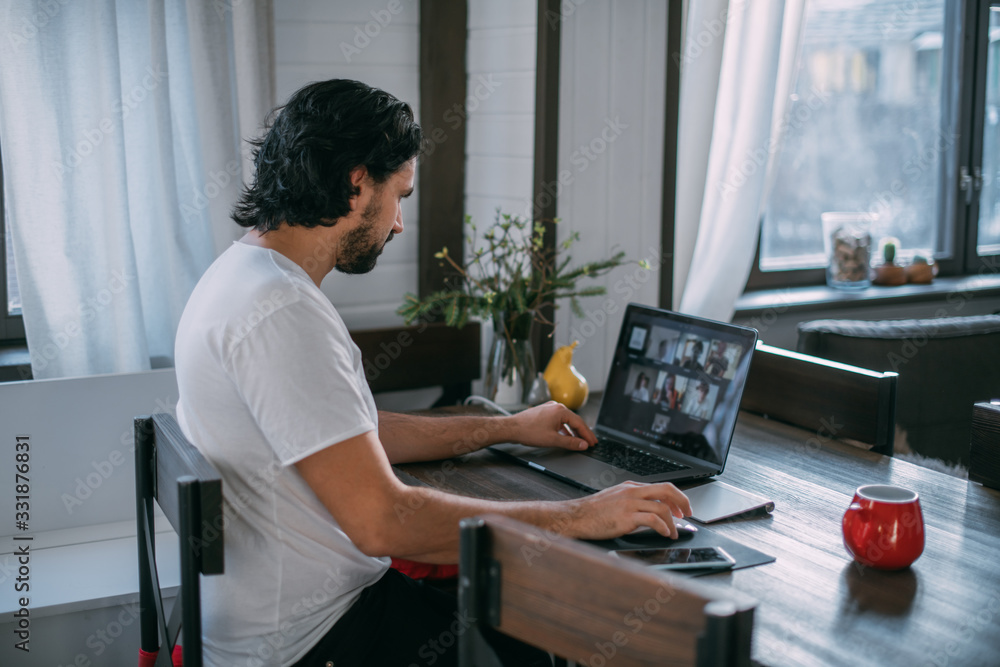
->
xmin=507 ymin=401 xmax=598 ymax=451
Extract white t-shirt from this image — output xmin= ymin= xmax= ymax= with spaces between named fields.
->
xmin=174 ymin=241 xmax=388 ymax=667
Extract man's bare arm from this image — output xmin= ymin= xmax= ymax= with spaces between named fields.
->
xmin=377 ymin=401 xmax=597 ymax=464
xmin=296 ymin=429 xmax=690 ymax=564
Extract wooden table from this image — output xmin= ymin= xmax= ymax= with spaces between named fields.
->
xmin=396 ymin=410 xmax=1000 ymax=667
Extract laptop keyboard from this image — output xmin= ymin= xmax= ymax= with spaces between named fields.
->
xmin=586 ymin=440 xmax=690 ymax=477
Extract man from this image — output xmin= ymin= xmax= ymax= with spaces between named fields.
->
xmin=174 ymin=80 xmax=690 ymax=667
xmin=655 ymin=338 xmax=672 ymax=363
xmin=705 ymin=341 xmax=730 ymax=379
xmin=680 ymin=340 xmax=705 ymax=372
xmin=683 ymin=381 xmax=715 ymax=421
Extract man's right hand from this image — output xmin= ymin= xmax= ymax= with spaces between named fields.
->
xmin=297 ymin=429 xmax=693 ymax=562
xmin=556 ymin=481 xmax=693 ymax=540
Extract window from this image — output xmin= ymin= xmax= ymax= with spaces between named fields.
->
xmin=973 ymin=3 xmax=1000 ymax=257
xmin=1 ymin=139 xmax=25 ymax=342
xmin=749 ymin=0 xmax=1000 ymax=290
xmin=4 ymin=219 xmax=19 ymax=315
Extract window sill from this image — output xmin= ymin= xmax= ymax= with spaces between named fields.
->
xmin=735 ymin=274 xmax=1000 ymax=317
xmin=0 ymin=515 xmax=177 ymax=620
xmin=0 ymin=342 xmax=30 ymax=382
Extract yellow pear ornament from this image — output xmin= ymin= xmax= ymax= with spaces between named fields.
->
xmin=543 ymin=341 xmax=589 ymax=410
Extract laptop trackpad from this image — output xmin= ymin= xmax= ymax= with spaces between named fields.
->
xmin=491 ymin=442 xmax=577 ymax=462
xmin=491 ymin=443 xmax=631 ymax=489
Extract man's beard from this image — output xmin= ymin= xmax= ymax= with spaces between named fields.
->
xmin=335 ymin=193 xmax=393 ymax=275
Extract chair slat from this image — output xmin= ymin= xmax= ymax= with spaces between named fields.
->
xmin=150 ymin=413 xmax=224 ymax=574
xmin=135 ymin=413 xmax=224 ymax=667
xmin=460 ymin=515 xmax=756 ymax=667
xmin=742 ymin=343 xmax=897 ymax=455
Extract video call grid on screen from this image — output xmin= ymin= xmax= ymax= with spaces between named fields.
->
xmin=599 ymin=306 xmax=756 ymax=466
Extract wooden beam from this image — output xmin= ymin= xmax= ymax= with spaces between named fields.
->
xmin=418 ymin=0 xmax=468 ymax=297
xmin=532 ymin=0 xmax=562 ymax=368
xmin=659 ymin=0 xmax=682 ymax=310
xmin=742 ymin=344 xmax=897 ymax=456
xmin=352 ymin=322 xmax=481 ymax=396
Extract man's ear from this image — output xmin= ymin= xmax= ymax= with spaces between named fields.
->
xmin=348 ymin=165 xmax=369 ymax=211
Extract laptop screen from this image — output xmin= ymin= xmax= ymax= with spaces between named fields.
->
xmin=596 ymin=304 xmax=758 ymax=469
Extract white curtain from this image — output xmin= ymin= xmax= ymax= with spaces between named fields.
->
xmin=0 ymin=0 xmax=274 ymax=379
xmin=674 ymin=0 xmax=805 ymax=321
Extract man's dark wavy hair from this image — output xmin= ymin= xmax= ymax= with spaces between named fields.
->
xmin=231 ymin=79 xmax=422 ymax=232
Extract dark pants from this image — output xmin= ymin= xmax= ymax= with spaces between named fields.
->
xmin=293 ymin=568 xmax=551 ymax=667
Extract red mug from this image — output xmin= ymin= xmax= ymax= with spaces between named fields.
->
xmin=842 ymin=485 xmax=924 ymax=570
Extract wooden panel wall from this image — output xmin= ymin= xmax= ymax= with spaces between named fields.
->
xmin=274 ymin=1 xmax=420 ymax=330
xmin=554 ymin=1 xmax=668 ymax=390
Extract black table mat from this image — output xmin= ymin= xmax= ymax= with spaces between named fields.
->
xmin=587 ymin=521 xmax=775 ymax=577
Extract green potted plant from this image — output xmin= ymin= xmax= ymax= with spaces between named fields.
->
xmin=398 ymin=210 xmax=635 ymax=406
xmin=873 ymin=237 xmax=906 ymax=286
xmin=905 ymin=253 xmax=937 ymax=284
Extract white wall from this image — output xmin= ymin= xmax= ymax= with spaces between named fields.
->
xmin=555 ymin=1 xmax=668 ymax=391
xmin=464 ymin=0 xmax=538 ymax=226
xmin=463 ymin=0 xmax=538 ymax=391
xmin=274 ymin=0 xmax=421 ymax=330
xmin=276 ymin=1 xmax=670 ymax=396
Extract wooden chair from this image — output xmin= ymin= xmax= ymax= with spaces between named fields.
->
xmin=458 ymin=515 xmax=756 ymax=667
xmin=741 ymin=342 xmax=897 ymax=456
xmin=970 ymin=401 xmax=1000 ymax=489
xmin=797 ymin=315 xmax=1000 ymax=464
xmin=352 ymin=321 xmax=481 ymax=406
xmin=135 ymin=413 xmax=224 ymax=667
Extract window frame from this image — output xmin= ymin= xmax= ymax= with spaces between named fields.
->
xmin=0 ymin=139 xmax=26 ymax=342
xmin=745 ymin=0 xmax=999 ymax=292
xmin=964 ymin=0 xmax=1000 ymax=273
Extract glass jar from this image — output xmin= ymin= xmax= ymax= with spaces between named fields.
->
xmin=821 ymin=212 xmax=875 ymax=290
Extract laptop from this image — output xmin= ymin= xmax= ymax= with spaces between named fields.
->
xmin=491 ymin=303 xmax=758 ymax=492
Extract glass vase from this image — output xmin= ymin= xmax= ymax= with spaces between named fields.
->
xmin=484 ymin=311 xmax=536 ymax=408
xmin=821 ymin=212 xmax=875 ymax=290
